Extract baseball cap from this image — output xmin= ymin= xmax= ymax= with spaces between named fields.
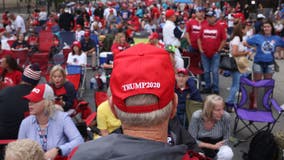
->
xmin=72 ymin=41 xmax=81 ymax=49
xmin=110 ymin=44 xmax=175 ymax=113
xmin=206 ymin=10 xmax=216 ymax=17
xmin=195 ymin=7 xmax=205 ymax=12
xmin=24 ymin=84 xmax=55 ymax=103
xmin=177 ymin=68 xmax=189 ymax=75
xmin=257 ymin=13 xmax=265 ymax=19
xmin=165 ymin=9 xmax=175 ymax=18
xmin=84 ymin=31 xmax=90 ymax=37
xmin=148 ymin=32 xmax=159 ymax=40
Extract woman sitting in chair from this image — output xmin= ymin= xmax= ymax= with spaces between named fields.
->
xmin=0 ymin=55 xmax=22 ymax=89
xmin=49 ymin=65 xmax=76 ymax=112
xmin=11 ymin=33 xmax=29 ymax=51
xmin=189 ymin=94 xmax=233 ymax=159
xmin=111 ymin=32 xmax=130 ymax=55
xmin=67 ymin=41 xmax=87 ymax=66
xmin=18 ymin=84 xmax=83 ymax=160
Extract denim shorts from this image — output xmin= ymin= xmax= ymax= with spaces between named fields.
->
xmin=253 ymin=62 xmax=274 ymax=74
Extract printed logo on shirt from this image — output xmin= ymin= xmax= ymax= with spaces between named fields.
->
xmin=203 ymin=29 xmax=217 ymax=39
xmin=261 ymin=40 xmax=275 ymax=54
xmin=192 ymin=25 xmax=201 ymax=33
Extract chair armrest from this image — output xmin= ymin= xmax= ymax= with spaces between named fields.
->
xmin=271 ymin=98 xmax=283 ymax=113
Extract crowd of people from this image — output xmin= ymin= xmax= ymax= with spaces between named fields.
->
xmin=0 ymin=0 xmax=284 ymax=160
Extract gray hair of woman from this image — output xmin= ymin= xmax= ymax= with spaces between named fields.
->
xmin=5 ymin=139 xmax=45 ymax=160
xmin=202 ymin=94 xmax=225 ymax=120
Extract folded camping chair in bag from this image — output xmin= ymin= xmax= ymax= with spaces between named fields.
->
xmin=66 ymin=65 xmax=86 ymax=98
xmin=233 ymin=77 xmax=283 ymax=146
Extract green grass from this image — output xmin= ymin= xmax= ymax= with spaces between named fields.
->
xmin=134 ymin=38 xmax=149 ymax=44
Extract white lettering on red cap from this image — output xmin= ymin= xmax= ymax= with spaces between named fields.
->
xmin=32 ymin=88 xmax=40 ymax=94
xmin=122 ymin=82 xmax=161 ymax=91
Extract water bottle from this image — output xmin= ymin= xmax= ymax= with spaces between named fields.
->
xmin=90 ymin=77 xmax=98 ymax=90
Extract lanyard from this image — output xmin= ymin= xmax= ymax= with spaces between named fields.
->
xmin=37 ymin=122 xmax=48 ymax=152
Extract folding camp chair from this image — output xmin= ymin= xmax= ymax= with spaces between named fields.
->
xmin=66 ymin=65 xmax=86 ymax=98
xmin=60 ymin=31 xmax=75 ymax=47
xmin=233 ymin=77 xmax=283 ymax=145
xmin=11 ymin=50 xmax=29 ymax=67
xmin=29 ymin=52 xmax=49 ymax=75
xmin=38 ymin=31 xmax=54 ymax=53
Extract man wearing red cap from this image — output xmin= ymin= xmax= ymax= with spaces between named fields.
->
xmin=80 ymin=31 xmax=96 ymax=67
xmin=103 ymin=2 xmax=117 ymax=20
xmin=163 ymin=9 xmax=184 ymax=69
xmin=198 ymin=10 xmax=226 ymax=94
xmin=72 ymin=44 xmax=190 ymax=160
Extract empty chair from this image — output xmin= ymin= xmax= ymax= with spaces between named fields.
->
xmin=60 ymin=31 xmax=75 ymax=47
xmin=233 ymin=77 xmax=283 ymax=143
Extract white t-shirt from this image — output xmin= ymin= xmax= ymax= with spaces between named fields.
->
xmin=67 ymin=52 xmax=87 ymax=66
xmin=75 ymin=30 xmax=85 ymax=41
xmin=12 ymin=15 xmax=26 ymax=34
xmin=38 ymin=11 xmax=48 ymax=21
xmin=230 ymin=36 xmax=245 ymax=56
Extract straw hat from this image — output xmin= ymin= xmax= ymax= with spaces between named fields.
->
xmin=235 ymin=56 xmax=249 ymax=73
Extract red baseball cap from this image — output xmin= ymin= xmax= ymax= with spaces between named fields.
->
xmin=72 ymin=41 xmax=81 ymax=49
xmin=165 ymin=9 xmax=175 ymax=18
xmin=177 ymin=68 xmax=189 ymax=75
xmin=24 ymin=84 xmax=55 ymax=103
xmin=110 ymin=44 xmax=175 ymax=113
xmin=148 ymin=32 xmax=159 ymax=40
xmin=84 ymin=31 xmax=90 ymax=37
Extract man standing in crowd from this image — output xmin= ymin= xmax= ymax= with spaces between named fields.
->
xmin=163 ymin=9 xmax=184 ymax=69
xmin=8 ymin=13 xmax=26 ymax=35
xmin=72 ymin=44 xmax=189 ymax=160
xmin=198 ymin=10 xmax=226 ymax=94
xmin=59 ymin=8 xmax=74 ymax=31
xmin=80 ymin=31 xmax=96 ymax=68
xmin=0 ymin=64 xmax=41 ymax=158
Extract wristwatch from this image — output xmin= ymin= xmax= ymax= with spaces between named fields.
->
xmin=56 ymin=147 xmax=62 ymax=155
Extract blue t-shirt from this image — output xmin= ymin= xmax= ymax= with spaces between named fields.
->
xmin=247 ymin=34 xmax=284 ymax=63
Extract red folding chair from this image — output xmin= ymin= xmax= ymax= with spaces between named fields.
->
xmin=11 ymin=50 xmax=29 ymax=67
xmin=94 ymin=91 xmax=108 ymax=108
xmin=30 ymin=52 xmax=49 ymax=75
xmin=38 ymin=31 xmax=54 ymax=52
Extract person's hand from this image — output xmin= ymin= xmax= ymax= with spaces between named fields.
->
xmin=213 ymin=140 xmax=225 ymax=150
xmin=44 ymin=148 xmax=59 ymax=160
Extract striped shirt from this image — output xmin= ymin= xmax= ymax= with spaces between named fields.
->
xmin=188 ymin=110 xmax=231 ymax=145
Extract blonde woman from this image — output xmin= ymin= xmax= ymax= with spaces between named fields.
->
xmin=18 ymin=84 xmax=83 ymax=160
xmin=49 ymin=65 xmax=76 ymax=112
xmin=5 ymin=139 xmax=45 ymax=160
xmin=111 ymin=32 xmax=130 ymax=55
xmin=189 ymin=94 xmax=233 ymax=160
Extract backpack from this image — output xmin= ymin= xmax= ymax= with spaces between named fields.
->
xmin=243 ymin=131 xmax=280 ymax=160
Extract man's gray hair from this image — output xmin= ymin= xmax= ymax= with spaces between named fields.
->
xmin=114 ymin=94 xmax=172 ymax=127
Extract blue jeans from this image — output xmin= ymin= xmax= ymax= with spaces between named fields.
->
xmin=201 ymin=53 xmax=220 ymax=92
xmin=226 ymin=71 xmax=241 ymax=104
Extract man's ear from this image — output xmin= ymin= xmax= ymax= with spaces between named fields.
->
xmin=170 ymin=93 xmax=178 ymax=119
xmin=109 ymin=96 xmax=119 ymax=119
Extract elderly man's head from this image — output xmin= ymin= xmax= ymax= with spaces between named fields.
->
xmin=110 ymin=44 xmax=176 ymax=127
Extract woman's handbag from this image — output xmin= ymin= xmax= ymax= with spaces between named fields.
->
xmin=219 ymin=53 xmax=238 ymax=71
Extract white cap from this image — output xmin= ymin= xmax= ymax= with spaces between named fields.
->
xmin=257 ymin=13 xmax=265 ymax=19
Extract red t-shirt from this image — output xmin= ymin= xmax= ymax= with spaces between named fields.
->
xmin=2 ymin=70 xmax=22 ymax=88
xmin=198 ymin=22 xmax=227 ymax=58
xmin=186 ymin=19 xmax=207 ymax=49
xmin=111 ymin=43 xmax=130 ymax=55
xmin=217 ymin=19 xmax=228 ymax=31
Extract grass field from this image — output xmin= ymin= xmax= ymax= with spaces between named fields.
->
xmin=134 ymin=38 xmax=149 ymax=44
